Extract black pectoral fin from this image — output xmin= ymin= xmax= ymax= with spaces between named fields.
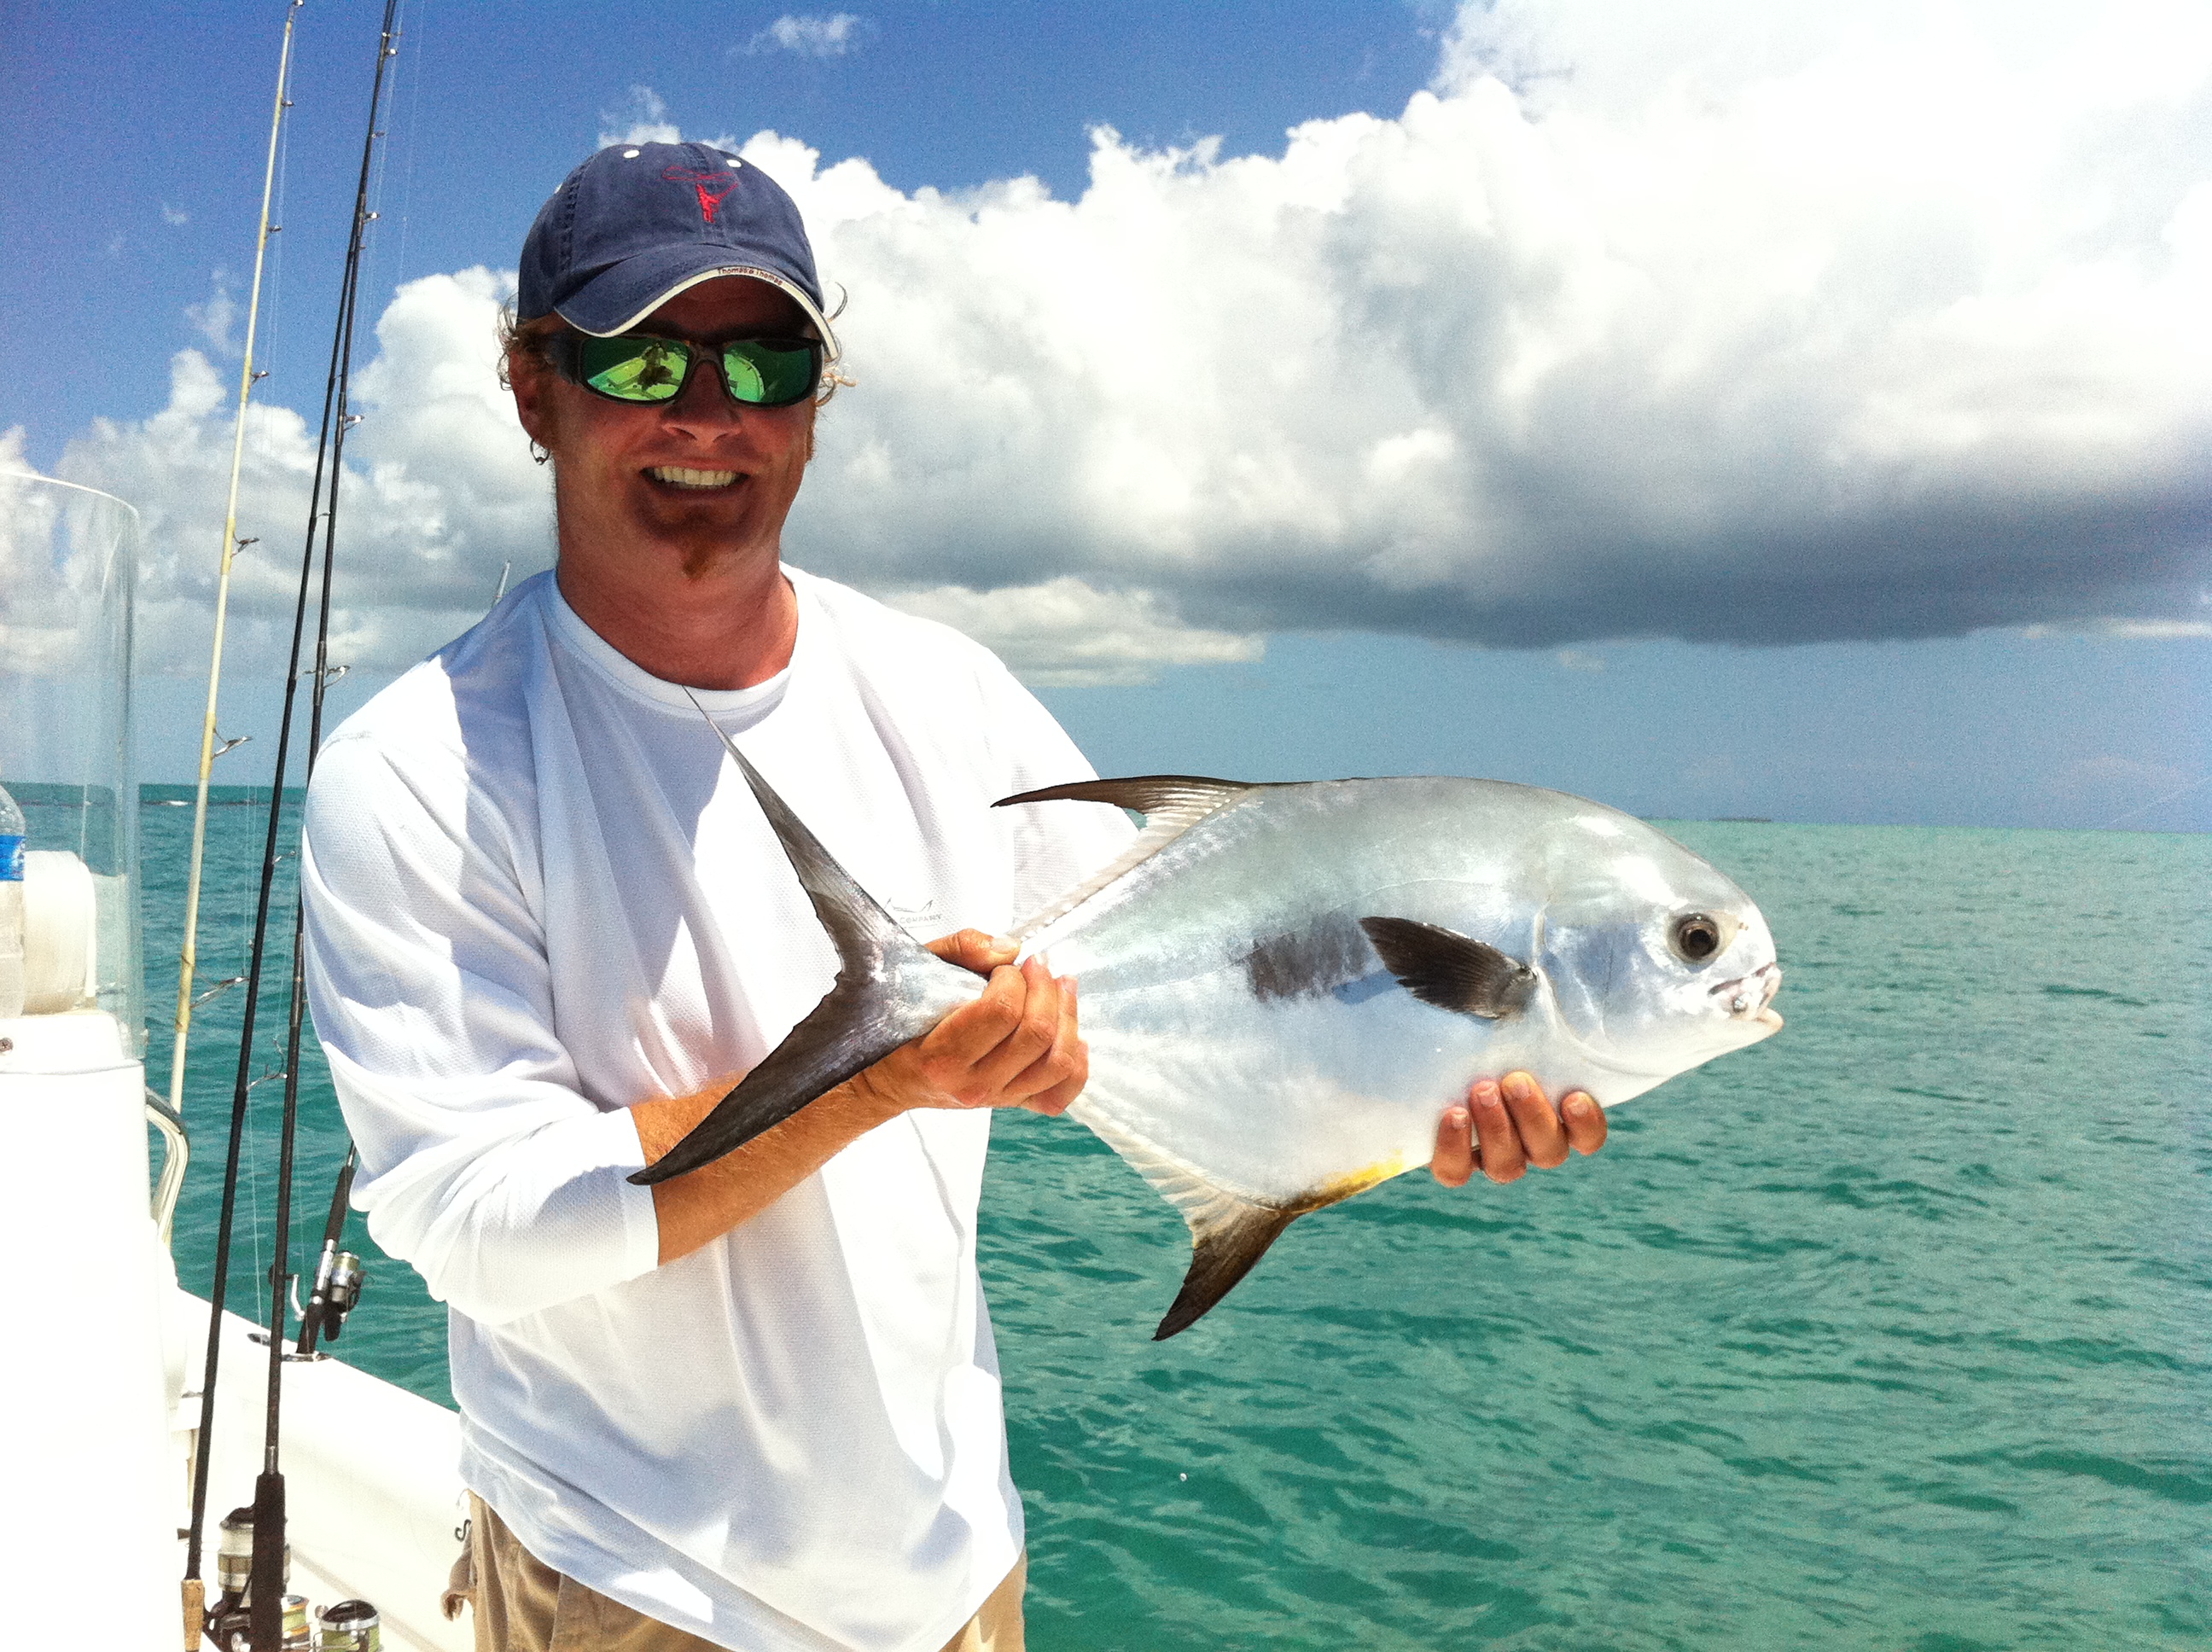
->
xmin=1155 ymin=1195 xmax=1301 ymax=1341
xmin=1359 ymin=916 xmax=1535 ymax=1020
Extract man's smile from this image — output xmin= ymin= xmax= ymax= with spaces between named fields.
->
xmin=646 ymin=465 xmax=740 ymax=490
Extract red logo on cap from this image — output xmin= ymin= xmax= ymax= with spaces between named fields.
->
xmin=663 ymin=166 xmax=737 ymax=225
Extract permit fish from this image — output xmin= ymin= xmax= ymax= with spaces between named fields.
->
xmin=634 ymin=741 xmax=1784 ymax=1339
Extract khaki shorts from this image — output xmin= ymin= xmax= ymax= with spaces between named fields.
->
xmin=463 ymin=1493 xmax=1025 ymax=1652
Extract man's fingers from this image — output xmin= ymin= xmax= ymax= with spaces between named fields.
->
xmin=920 ymin=960 xmax=1085 ymax=1110
xmin=926 ymin=928 xmax=1018 ymax=977
xmin=1500 ymin=1071 xmax=1569 ymax=1169
xmin=1435 ymin=1075 xmax=1607 ymax=1191
xmin=971 ymin=958 xmax=1062 ymax=1090
xmin=1470 ymin=1079 xmax=1527 ymax=1183
xmin=917 ymin=963 xmax=1027 ymax=1070
xmin=1430 ymin=1103 xmax=1476 ymax=1188
xmin=1022 ymin=974 xmax=1083 ymax=1096
xmin=1022 ymin=983 xmax=1089 ymax=1114
xmin=1561 ymin=1091 xmax=1607 ymax=1155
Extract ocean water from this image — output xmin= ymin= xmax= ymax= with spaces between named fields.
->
xmin=143 ymin=795 xmax=2211 ymax=1649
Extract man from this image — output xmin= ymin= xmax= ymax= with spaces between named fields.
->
xmin=301 ymin=141 xmax=1604 ymax=1652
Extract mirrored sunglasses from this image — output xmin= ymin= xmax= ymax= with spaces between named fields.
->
xmin=547 ymin=332 xmax=823 ymax=410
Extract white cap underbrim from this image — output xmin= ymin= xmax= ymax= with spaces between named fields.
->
xmin=563 ymin=264 xmax=841 ymax=362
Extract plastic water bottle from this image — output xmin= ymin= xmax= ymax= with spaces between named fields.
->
xmin=0 ymin=773 xmax=24 ymax=1020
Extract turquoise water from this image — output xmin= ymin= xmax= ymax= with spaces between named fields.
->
xmin=144 ymin=796 xmax=2211 ymax=1648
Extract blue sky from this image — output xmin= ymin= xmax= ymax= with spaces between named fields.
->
xmin=3 ymin=0 xmax=2207 ymax=829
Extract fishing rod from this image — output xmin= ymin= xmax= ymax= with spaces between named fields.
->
xmin=183 ymin=4 xmax=407 ymax=1648
xmin=251 ymin=13 xmax=407 ymax=1643
xmin=250 ymin=5 xmax=402 ymax=1622
xmin=179 ymin=8 xmax=307 ymax=1637
xmin=166 ymin=0 xmax=302 ymax=1251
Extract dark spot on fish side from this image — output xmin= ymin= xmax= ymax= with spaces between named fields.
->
xmin=1331 ymin=973 xmax=1397 ymax=1006
xmin=1243 ymin=916 xmax=1376 ymax=1003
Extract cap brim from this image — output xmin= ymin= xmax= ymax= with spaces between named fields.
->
xmin=556 ymin=253 xmax=841 ymax=361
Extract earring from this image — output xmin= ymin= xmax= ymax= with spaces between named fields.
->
xmin=529 ymin=441 xmax=550 ymax=467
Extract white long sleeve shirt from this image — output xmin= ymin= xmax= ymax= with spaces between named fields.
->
xmin=300 ymin=569 xmax=1129 ymax=1651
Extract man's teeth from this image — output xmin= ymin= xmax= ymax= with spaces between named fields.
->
xmin=648 ymin=466 xmax=738 ymax=489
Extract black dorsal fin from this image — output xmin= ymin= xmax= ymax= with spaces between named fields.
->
xmin=992 ymin=775 xmax=1264 ymax=941
xmin=1359 ymin=916 xmax=1535 ymax=1020
xmin=994 ymin=773 xmax=1255 ymax=818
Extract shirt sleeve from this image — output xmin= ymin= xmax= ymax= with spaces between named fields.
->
xmin=300 ymin=730 xmax=661 ymax=1327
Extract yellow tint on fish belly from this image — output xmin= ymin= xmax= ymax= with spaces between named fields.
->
xmin=1301 ymin=1154 xmax=1417 ymax=1210
xmin=1152 ymin=1151 xmax=1419 ymax=1341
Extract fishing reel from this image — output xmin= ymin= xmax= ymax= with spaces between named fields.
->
xmin=207 ymin=1506 xmax=304 ymax=1649
xmin=293 ymin=1149 xmax=366 ymax=1359
xmin=202 ymin=1506 xmax=382 ymax=1649
xmin=298 ymin=1249 xmax=364 ymax=1350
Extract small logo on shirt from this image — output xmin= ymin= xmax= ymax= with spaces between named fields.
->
xmin=887 ymin=898 xmax=946 ymax=938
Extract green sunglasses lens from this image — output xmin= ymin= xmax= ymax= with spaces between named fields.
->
xmin=565 ymin=334 xmax=818 ymax=406
xmin=721 ymin=340 xmax=819 ymax=406
xmin=577 ymin=336 xmax=690 ymax=402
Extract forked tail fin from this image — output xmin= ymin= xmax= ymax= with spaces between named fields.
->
xmin=630 ymin=711 xmax=978 ymax=1186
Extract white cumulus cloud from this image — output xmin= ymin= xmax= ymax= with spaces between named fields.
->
xmin=747 ymin=14 xmax=870 ymax=59
xmin=886 ymin=579 xmax=1262 ymax=687
xmin=50 ymin=0 xmax=2212 ymax=683
xmin=186 ymin=270 xmax=238 ymax=357
xmin=59 ymin=270 xmax=551 ymax=678
xmin=751 ymin=0 xmax=2211 ymax=650
xmin=598 ymin=86 xmax=683 ymax=148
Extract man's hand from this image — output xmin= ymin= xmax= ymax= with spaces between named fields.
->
xmin=845 ymin=929 xmax=1089 ymax=1120
xmin=1430 ymin=1071 xmax=1606 ymax=1187
xmin=638 ymin=929 xmax=1084 ymax=1264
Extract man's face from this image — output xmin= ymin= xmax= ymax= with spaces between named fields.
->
xmin=512 ymin=276 xmax=818 ymax=583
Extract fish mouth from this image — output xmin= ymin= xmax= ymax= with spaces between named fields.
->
xmin=1710 ymin=960 xmax=1782 ymax=1024
xmin=646 ymin=464 xmax=739 ymax=490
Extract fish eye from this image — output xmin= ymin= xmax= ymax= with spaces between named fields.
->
xmin=1669 ymin=912 xmax=1726 ymax=964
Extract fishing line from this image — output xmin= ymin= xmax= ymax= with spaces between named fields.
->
xmin=388 ymin=0 xmax=428 ymax=288
xmin=2099 ymin=771 xmax=2210 ymax=830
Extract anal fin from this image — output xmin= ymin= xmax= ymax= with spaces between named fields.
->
xmin=1155 ymin=1192 xmax=1301 ymax=1341
xmin=1071 ymin=1096 xmax=1382 ymax=1340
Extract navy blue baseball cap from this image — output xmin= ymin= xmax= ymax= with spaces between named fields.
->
xmin=517 ymin=141 xmax=840 ymax=358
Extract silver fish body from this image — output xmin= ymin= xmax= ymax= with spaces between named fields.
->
xmin=634 ymin=748 xmax=1783 ymax=1339
xmin=1028 ymin=777 xmax=1782 ymax=1227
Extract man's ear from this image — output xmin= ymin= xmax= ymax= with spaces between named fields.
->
xmin=509 ymin=350 xmax=558 ymax=451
